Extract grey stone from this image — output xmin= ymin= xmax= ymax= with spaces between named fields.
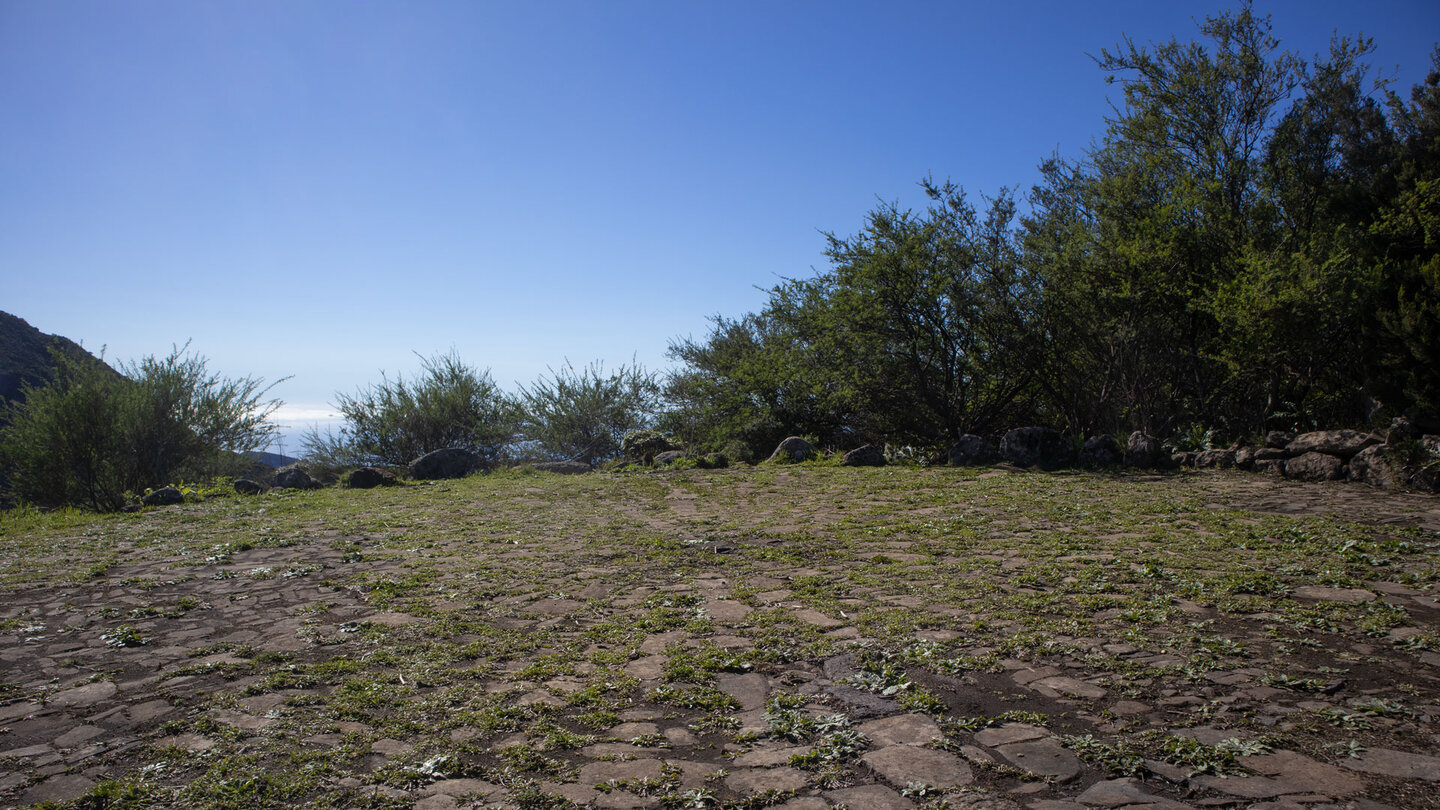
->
xmin=142 ymin=486 xmax=184 ymax=506
xmin=652 ymin=450 xmax=687 ymax=466
xmin=1195 ymin=449 xmax=1237 ymax=469
xmin=48 ymin=681 xmax=117 ymax=708
xmin=345 ymin=467 xmax=395 ymax=488
xmin=826 ymin=784 xmax=916 ymax=810
xmin=1075 ymin=777 xmax=1190 ymax=808
xmin=233 ymin=478 xmax=266 ymax=495
xmin=1285 ymin=452 xmax=1345 ymax=481
xmin=1125 ymin=431 xmax=1164 ymax=468
xmin=1288 ymin=430 xmax=1380 ymax=458
xmin=273 ymin=465 xmax=317 ymax=489
xmin=858 ymin=713 xmax=944 ymax=746
xmin=1266 ymin=430 xmax=1296 ymax=449
xmin=1080 ymin=435 xmax=1122 ymax=468
xmin=951 ymin=435 xmax=999 ymax=466
xmin=1000 ymin=427 xmax=1074 ymax=470
xmin=1339 ymin=747 xmax=1440 ymax=781
xmin=1347 ymin=445 xmax=1402 ymax=490
xmin=768 ymin=436 xmax=816 ymax=463
xmin=408 ymin=448 xmax=482 ymax=480
xmin=842 ymin=444 xmax=887 ymax=467
xmin=993 ymin=739 xmax=1082 ymax=782
xmin=724 ymin=766 xmax=809 ymax=794
xmin=974 ymin=723 xmax=1049 ymax=747
xmin=863 ymin=745 xmax=974 ymax=788
xmin=717 ymin=672 xmax=769 ymax=712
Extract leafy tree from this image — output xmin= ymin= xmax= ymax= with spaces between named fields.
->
xmin=517 ymin=360 xmax=659 ymax=465
xmin=316 ymin=351 xmax=518 ymax=467
xmin=0 ymin=346 xmax=282 ymax=511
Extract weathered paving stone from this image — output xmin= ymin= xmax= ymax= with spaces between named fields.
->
xmin=717 ymin=672 xmax=769 ymax=712
xmin=771 ymin=798 xmax=828 ymax=810
xmin=1030 ymin=675 xmax=1106 ymax=700
xmin=211 ymin=710 xmax=275 ymax=731
xmin=417 ymin=778 xmax=502 ymax=798
xmin=858 ymin=712 xmax=944 ymax=746
xmin=994 ymin=738 xmax=1083 ymax=782
xmin=1339 ymin=747 xmax=1440 ymax=780
xmin=974 ymin=723 xmax=1050 ymax=747
xmin=578 ymin=758 xmax=666 ymax=786
xmin=705 ymin=599 xmax=752 ymax=623
xmin=1075 ymin=777 xmax=1191 ymax=808
xmin=863 ymin=744 xmax=974 ymax=788
xmin=47 ymin=680 xmax=117 ymax=708
xmin=52 ymin=725 xmax=104 ymax=747
xmin=1291 ymin=586 xmax=1376 ymax=603
xmin=724 ymin=766 xmax=809 ymax=794
xmin=21 ymin=774 xmax=95 ymax=805
xmin=826 ymin=783 xmax=916 ymax=809
xmin=734 ymin=743 xmax=809 ymax=767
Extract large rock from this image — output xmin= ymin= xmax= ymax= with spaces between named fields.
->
xmin=1079 ymin=434 xmax=1122 ymax=468
xmin=1124 ymin=431 xmax=1164 ymax=468
xmin=1254 ymin=447 xmax=1289 ymax=461
xmin=345 ymin=467 xmax=396 ymax=489
xmin=1287 ymin=429 xmax=1380 ymax=458
xmin=949 ymin=434 xmax=999 ymax=466
xmin=233 ymin=478 xmax=267 ymax=496
xmin=1195 ymin=449 xmax=1236 ymax=469
xmin=408 ymin=448 xmax=482 ymax=480
xmin=1265 ymin=430 xmax=1296 ymax=449
xmin=841 ymin=444 xmax=886 ymax=467
xmin=1348 ymin=445 xmax=1403 ymax=490
xmin=1234 ymin=446 xmax=1256 ymax=469
xmin=1285 ymin=451 xmax=1345 ymax=481
xmin=1253 ymin=458 xmax=1285 ymax=476
xmin=1387 ymin=416 xmax=1422 ymax=446
xmin=1000 ymin=427 xmax=1074 ymax=470
xmin=273 ymin=466 xmax=318 ymax=490
xmin=652 ymin=450 xmax=688 ymax=466
xmin=767 ymin=436 xmax=816 ymax=463
xmin=531 ymin=460 xmax=591 ymax=475
xmin=142 ymin=486 xmax=184 ymax=506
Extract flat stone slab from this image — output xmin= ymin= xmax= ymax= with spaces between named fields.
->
xmin=1291 ymin=586 xmax=1375 ymax=603
xmin=21 ymin=774 xmax=96 ymax=805
xmin=1339 ymin=747 xmax=1440 ymax=781
xmin=717 ymin=672 xmax=769 ymax=712
xmin=826 ymin=784 xmax=916 ymax=810
xmin=47 ymin=680 xmax=117 ymax=708
xmin=994 ymin=738 xmax=1082 ymax=782
xmin=724 ymin=766 xmax=809 ymax=794
xmin=734 ymin=743 xmax=809 ymax=767
xmin=974 ymin=723 xmax=1050 ymax=747
xmin=1242 ymin=750 xmax=1367 ymax=795
xmin=1030 ymin=675 xmax=1106 ymax=700
xmin=863 ymin=744 xmax=974 ymax=788
xmin=1075 ymin=777 xmax=1191 ymax=809
xmin=859 ymin=713 xmax=944 ymax=746
xmin=579 ymin=758 xmax=665 ymax=786
xmin=705 ymin=600 xmax=752 ymax=623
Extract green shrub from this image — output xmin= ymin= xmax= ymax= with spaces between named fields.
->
xmin=0 ymin=346 xmax=281 ymax=512
xmin=620 ymin=428 xmax=673 ymax=463
xmin=518 ymin=360 xmax=658 ymax=465
xmin=316 ymin=351 xmax=518 ymax=467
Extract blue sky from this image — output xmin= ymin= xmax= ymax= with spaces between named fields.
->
xmin=2 ymin=1 xmax=1436 ymax=452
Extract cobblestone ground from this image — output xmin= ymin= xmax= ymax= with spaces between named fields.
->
xmin=1 ymin=467 xmax=1438 ymax=809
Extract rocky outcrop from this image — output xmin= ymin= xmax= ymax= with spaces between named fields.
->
xmin=1080 ymin=435 xmax=1122 ymax=468
xmin=841 ymin=445 xmax=886 ymax=467
xmin=1285 ymin=451 xmax=1345 ymax=481
xmin=1265 ymin=431 xmax=1295 ymax=449
xmin=1286 ymin=430 xmax=1380 ymax=458
xmin=345 ymin=467 xmax=396 ymax=489
xmin=1124 ymin=432 xmax=1164 ymax=468
xmin=233 ymin=479 xmax=267 ymax=495
xmin=1348 ymin=445 xmax=1403 ymax=490
xmin=949 ymin=435 xmax=998 ymax=466
xmin=141 ymin=486 xmax=183 ymax=506
xmin=1001 ymin=427 xmax=1074 ymax=470
xmin=1195 ymin=449 xmax=1236 ymax=469
xmin=408 ymin=448 xmax=481 ymax=480
xmin=274 ymin=466 xmax=318 ymax=490
xmin=768 ymin=437 xmax=817 ymax=463
xmin=653 ymin=450 xmax=687 ymax=466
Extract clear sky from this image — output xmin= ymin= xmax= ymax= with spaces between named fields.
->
xmin=3 ymin=1 xmax=1436 ymax=452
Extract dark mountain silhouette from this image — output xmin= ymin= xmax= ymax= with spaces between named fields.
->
xmin=244 ymin=450 xmax=300 ymax=469
xmin=0 ymin=311 xmax=120 ymax=408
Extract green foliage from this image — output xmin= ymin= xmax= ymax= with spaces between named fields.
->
xmin=519 ymin=360 xmax=659 ymax=465
xmin=620 ymin=428 xmax=674 ymax=463
xmin=0 ymin=345 xmax=282 ymax=511
xmin=313 ymin=351 xmax=518 ymax=467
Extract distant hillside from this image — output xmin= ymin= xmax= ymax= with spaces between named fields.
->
xmin=244 ymin=450 xmax=300 ymax=469
xmin=0 ymin=311 xmax=119 ymax=408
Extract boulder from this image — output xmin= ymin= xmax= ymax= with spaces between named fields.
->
xmin=695 ymin=452 xmax=729 ymax=469
xmin=1079 ymin=434 xmax=1123 ymax=468
xmin=841 ymin=445 xmax=886 ymax=467
xmin=407 ymin=448 xmax=481 ymax=480
xmin=1252 ymin=459 xmax=1285 ymax=476
xmin=1254 ymin=447 xmax=1289 ymax=461
xmin=233 ymin=479 xmax=267 ymax=496
xmin=532 ymin=460 xmax=591 ymax=475
xmin=1287 ymin=429 xmax=1380 ymax=458
xmin=1234 ymin=446 xmax=1256 ymax=469
xmin=142 ymin=486 xmax=184 ymax=506
xmin=1285 ymin=451 xmax=1345 ymax=481
xmin=1348 ymin=445 xmax=1403 ymax=490
xmin=653 ymin=450 xmax=688 ymax=466
xmin=274 ymin=466 xmax=318 ymax=489
xmin=1265 ymin=430 xmax=1296 ymax=449
xmin=1387 ymin=416 xmax=1421 ymax=446
xmin=345 ymin=467 xmax=395 ymax=489
xmin=948 ymin=434 xmax=998 ymax=466
xmin=767 ymin=436 xmax=816 ymax=463
xmin=1000 ymin=427 xmax=1075 ymax=470
xmin=1411 ymin=435 xmax=1440 ymax=492
xmin=1124 ymin=431 xmax=1164 ymax=468
xmin=1172 ymin=452 xmax=1195 ymax=467
xmin=1195 ymin=449 xmax=1236 ymax=469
